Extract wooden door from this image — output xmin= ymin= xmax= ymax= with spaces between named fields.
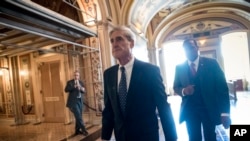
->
xmin=41 ymin=61 xmax=65 ymax=122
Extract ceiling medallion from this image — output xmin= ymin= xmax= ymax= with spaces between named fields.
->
xmin=196 ymin=22 xmax=205 ymax=31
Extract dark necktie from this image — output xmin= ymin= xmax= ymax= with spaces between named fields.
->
xmin=190 ymin=62 xmax=196 ymax=76
xmin=118 ymin=66 xmax=127 ymax=115
xmin=75 ymin=80 xmax=81 ymax=98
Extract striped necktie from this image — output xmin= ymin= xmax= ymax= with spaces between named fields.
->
xmin=190 ymin=62 xmax=196 ymax=76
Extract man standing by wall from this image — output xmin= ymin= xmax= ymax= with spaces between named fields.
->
xmin=65 ymin=70 xmax=88 ymax=136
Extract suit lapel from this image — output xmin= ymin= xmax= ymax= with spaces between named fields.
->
xmin=196 ymin=57 xmax=207 ymax=84
xmin=197 ymin=57 xmax=204 ymax=75
xmin=125 ymin=60 xmax=142 ymax=116
xmin=111 ymin=65 xmax=119 ymax=95
xmin=181 ymin=61 xmax=191 ymax=85
xmin=109 ymin=65 xmax=125 ymax=116
xmin=127 ymin=60 xmax=141 ymax=94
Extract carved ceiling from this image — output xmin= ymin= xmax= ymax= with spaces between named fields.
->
xmin=131 ymin=0 xmax=250 ymax=34
xmin=130 ymin=0 xmax=193 ymax=33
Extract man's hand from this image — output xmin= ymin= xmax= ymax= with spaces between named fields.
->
xmin=80 ymin=86 xmax=85 ymax=92
xmin=183 ymin=85 xmax=195 ymax=96
xmin=75 ymin=80 xmax=80 ymax=89
xmin=221 ymin=115 xmax=231 ymax=129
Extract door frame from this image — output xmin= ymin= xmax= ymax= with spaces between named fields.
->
xmin=33 ymin=54 xmax=69 ymax=123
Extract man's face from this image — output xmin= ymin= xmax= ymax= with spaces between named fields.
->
xmin=74 ymin=72 xmax=80 ymax=80
xmin=110 ymin=30 xmax=133 ymax=60
xmin=183 ymin=40 xmax=199 ymax=61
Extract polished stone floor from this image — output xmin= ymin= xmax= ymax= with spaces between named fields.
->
xmin=0 ymin=91 xmax=250 ymax=141
xmin=0 ymin=113 xmax=101 ymax=141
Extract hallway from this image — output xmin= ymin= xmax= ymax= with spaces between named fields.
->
xmin=1 ymin=1 xmax=250 ymax=140
xmin=0 ymin=91 xmax=250 ymax=141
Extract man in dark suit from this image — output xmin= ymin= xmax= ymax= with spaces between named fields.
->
xmin=65 ymin=70 xmax=88 ymax=136
xmin=101 ymin=26 xmax=177 ymax=141
xmin=173 ymin=39 xmax=231 ymax=141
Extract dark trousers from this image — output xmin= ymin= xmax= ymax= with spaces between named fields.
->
xmin=185 ymin=108 xmax=216 ymax=141
xmin=70 ymin=99 xmax=85 ymax=132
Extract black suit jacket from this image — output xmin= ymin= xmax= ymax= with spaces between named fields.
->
xmin=173 ymin=57 xmax=230 ymax=125
xmin=102 ymin=59 xmax=177 ymax=141
xmin=64 ymin=79 xmax=85 ymax=108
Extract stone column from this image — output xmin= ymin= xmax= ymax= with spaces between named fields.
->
xmin=9 ymin=56 xmax=29 ymax=125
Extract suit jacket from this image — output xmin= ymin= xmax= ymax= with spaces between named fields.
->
xmin=102 ymin=59 xmax=177 ymax=141
xmin=64 ymin=79 xmax=85 ymax=108
xmin=173 ymin=57 xmax=230 ymax=125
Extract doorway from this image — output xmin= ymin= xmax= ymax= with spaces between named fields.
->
xmin=221 ymin=31 xmax=250 ymax=90
xmin=162 ymin=41 xmax=186 ymax=94
xmin=40 ymin=61 xmax=65 ymax=122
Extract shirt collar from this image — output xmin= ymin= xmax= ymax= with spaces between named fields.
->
xmin=188 ymin=56 xmax=199 ymax=66
xmin=119 ymin=56 xmax=134 ymax=70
